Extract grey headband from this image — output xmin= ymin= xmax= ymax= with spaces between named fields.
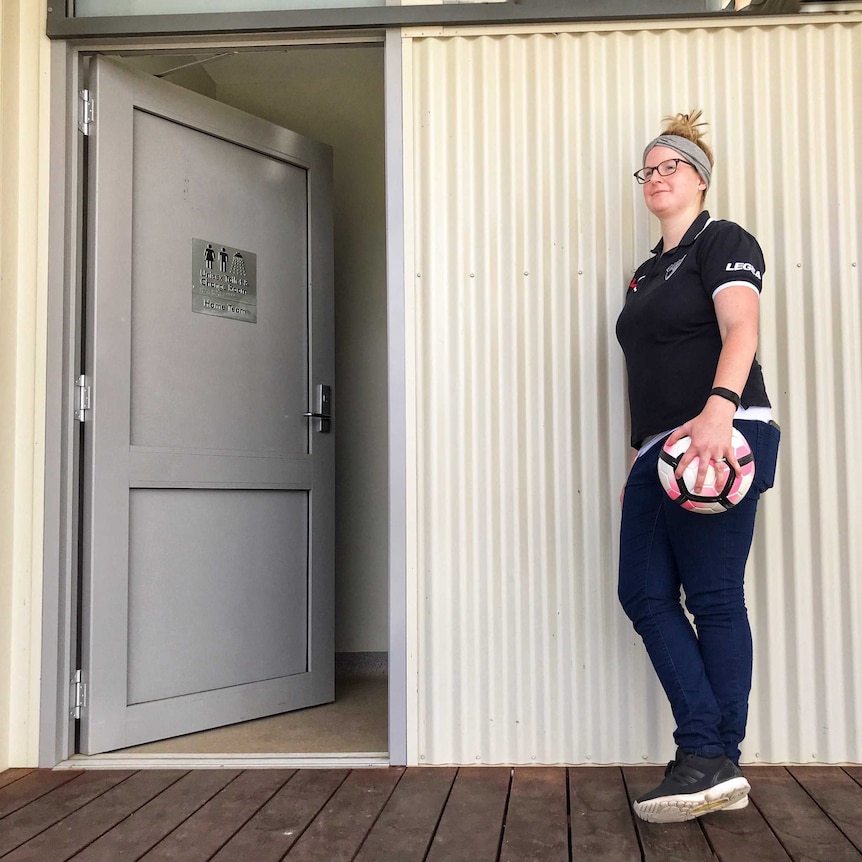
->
xmin=642 ymin=134 xmax=712 ymax=188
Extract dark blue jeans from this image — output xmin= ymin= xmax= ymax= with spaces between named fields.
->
xmin=618 ymin=419 xmax=780 ymax=764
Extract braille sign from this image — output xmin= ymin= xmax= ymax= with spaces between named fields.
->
xmin=192 ymin=238 xmax=257 ymax=323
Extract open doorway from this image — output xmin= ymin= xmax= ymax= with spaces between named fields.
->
xmin=80 ymin=43 xmax=388 ymax=759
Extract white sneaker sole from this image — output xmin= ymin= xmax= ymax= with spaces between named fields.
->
xmin=633 ymin=777 xmax=751 ymax=823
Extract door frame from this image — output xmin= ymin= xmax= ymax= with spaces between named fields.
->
xmin=39 ymin=32 xmax=408 ymax=767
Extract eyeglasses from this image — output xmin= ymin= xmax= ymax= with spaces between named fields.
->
xmin=633 ymin=158 xmax=695 ymax=184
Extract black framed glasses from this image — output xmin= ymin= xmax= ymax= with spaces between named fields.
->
xmin=633 ymin=158 xmax=695 ymax=184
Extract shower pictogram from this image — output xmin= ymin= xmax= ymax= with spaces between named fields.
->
xmin=230 ymin=252 xmax=247 ymax=279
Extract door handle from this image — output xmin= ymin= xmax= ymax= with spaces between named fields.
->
xmin=303 ymin=384 xmax=332 ymax=433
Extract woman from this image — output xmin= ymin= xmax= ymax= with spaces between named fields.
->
xmin=615 ymin=111 xmax=781 ymax=823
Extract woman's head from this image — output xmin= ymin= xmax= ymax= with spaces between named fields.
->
xmin=644 ymin=111 xmax=714 ymax=183
xmin=637 ymin=110 xmax=714 ymax=215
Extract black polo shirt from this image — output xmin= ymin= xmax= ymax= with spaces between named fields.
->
xmin=615 ymin=210 xmax=771 ymax=449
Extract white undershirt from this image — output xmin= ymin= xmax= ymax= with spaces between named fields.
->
xmin=635 ymin=406 xmax=773 ymax=459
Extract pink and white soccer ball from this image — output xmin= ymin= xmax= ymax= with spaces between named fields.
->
xmin=657 ymin=427 xmax=756 ymax=514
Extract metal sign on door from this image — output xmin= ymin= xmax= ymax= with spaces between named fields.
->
xmin=192 ymin=238 xmax=257 ymax=323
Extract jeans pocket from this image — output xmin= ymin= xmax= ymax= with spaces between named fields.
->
xmin=749 ymin=420 xmax=780 ymax=494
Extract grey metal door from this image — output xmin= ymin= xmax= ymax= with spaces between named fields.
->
xmin=79 ymin=56 xmax=334 ymax=754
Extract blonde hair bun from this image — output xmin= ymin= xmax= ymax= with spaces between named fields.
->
xmin=661 ymin=110 xmax=714 ymax=167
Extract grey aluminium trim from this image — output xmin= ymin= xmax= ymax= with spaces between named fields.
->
xmin=384 ymin=28 xmax=407 ymax=768
xmin=40 ymin=39 xmax=83 ymax=767
xmin=47 ymin=0 xmax=723 ymax=39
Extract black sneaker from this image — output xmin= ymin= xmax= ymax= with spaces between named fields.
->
xmin=633 ymin=750 xmax=750 ymax=823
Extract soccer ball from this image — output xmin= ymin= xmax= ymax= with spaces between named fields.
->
xmin=657 ymin=427 xmax=756 ymax=514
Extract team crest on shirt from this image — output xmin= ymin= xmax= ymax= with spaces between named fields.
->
xmin=665 ymin=255 xmax=686 ymax=280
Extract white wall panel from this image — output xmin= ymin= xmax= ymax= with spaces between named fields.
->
xmin=404 ymin=15 xmax=862 ymax=764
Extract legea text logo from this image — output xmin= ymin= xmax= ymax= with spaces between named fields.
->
xmin=726 ymin=262 xmax=762 ymax=279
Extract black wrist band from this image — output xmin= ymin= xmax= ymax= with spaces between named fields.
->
xmin=709 ymin=386 xmax=741 ymax=408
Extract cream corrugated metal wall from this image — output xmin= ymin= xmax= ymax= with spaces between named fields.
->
xmin=0 ymin=0 xmax=51 ymax=769
xmin=403 ymin=15 xmax=862 ymax=765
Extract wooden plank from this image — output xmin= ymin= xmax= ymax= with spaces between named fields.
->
xmin=210 ymin=769 xmax=348 ymax=862
xmin=568 ymin=767 xmax=642 ymax=862
xmin=698 ymin=783 xmax=791 ymax=862
xmin=843 ymin=766 xmax=862 ymax=789
xmin=0 ymin=770 xmax=134 ymax=857
xmin=622 ymin=766 xmax=716 ymax=862
xmin=284 ymin=767 xmax=403 ymax=861
xmin=0 ymin=770 xmax=34 ymax=791
xmin=745 ymin=766 xmax=861 ymax=861
xmin=0 ymin=769 xmax=82 ymax=819
xmin=788 ymin=766 xmax=862 ymax=853
xmin=1 ymin=770 xmax=186 ymax=862
xmin=212 ymin=769 xmax=348 ymax=862
xmin=140 ymin=769 xmax=295 ymax=862
xmin=71 ymin=769 xmax=239 ymax=861
xmin=353 ymin=767 xmax=456 ymax=862
xmin=499 ymin=767 xmax=568 ymax=862
xmin=425 ymin=767 xmax=511 ymax=862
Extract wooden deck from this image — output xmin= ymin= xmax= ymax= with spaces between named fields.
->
xmin=1 ymin=765 xmax=861 ymax=861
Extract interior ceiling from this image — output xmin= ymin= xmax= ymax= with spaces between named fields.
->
xmin=118 ymin=40 xmax=381 ymax=85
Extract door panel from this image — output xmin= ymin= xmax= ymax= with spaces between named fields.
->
xmin=129 ymin=110 xmax=309 ymax=454
xmin=127 ymin=489 xmax=309 ymax=705
xmin=80 ymin=56 xmax=334 ymax=754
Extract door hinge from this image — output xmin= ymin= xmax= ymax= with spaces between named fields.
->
xmin=75 ymin=375 xmax=91 ymax=422
xmin=78 ymin=89 xmax=94 ymax=136
xmin=71 ymin=670 xmax=87 ymax=720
